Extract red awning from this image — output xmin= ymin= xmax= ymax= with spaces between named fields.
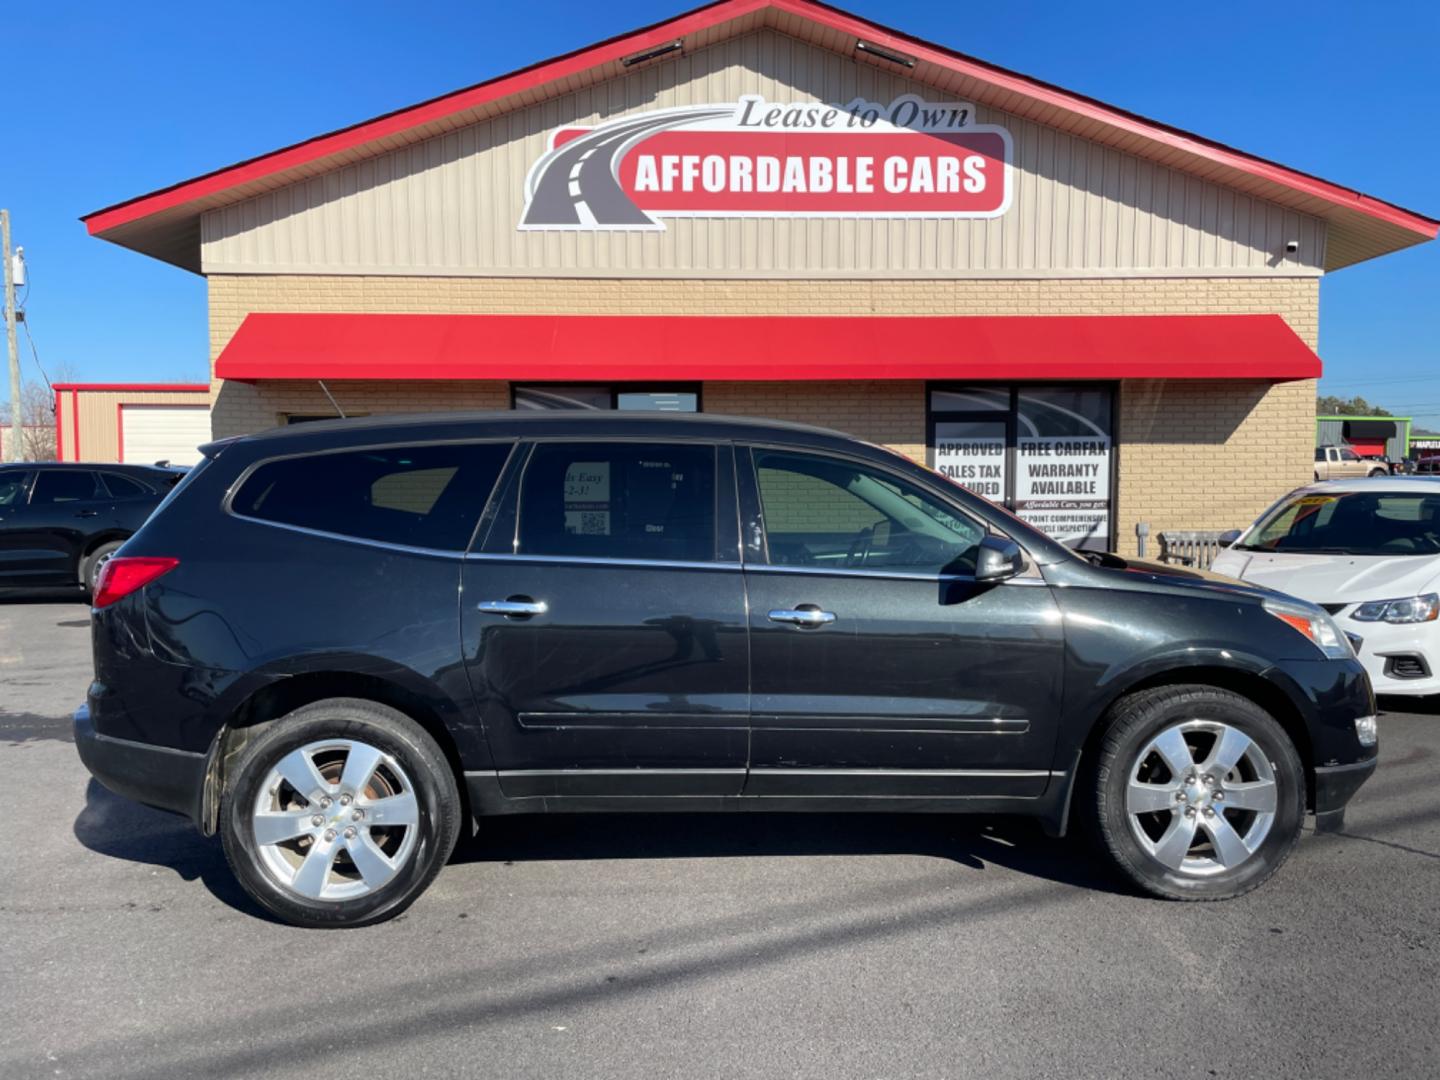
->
xmin=214 ymin=313 xmax=1321 ymax=383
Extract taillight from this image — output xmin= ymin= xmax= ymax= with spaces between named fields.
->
xmin=92 ymin=557 xmax=179 ymax=609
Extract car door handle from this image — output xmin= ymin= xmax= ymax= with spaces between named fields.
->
xmin=477 ymin=598 xmax=548 ymax=617
xmin=768 ymin=608 xmax=837 ymax=627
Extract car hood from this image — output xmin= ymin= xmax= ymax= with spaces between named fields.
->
xmin=1209 ymin=549 xmax=1440 ymax=604
xmin=1071 ymin=556 xmax=1290 ymax=605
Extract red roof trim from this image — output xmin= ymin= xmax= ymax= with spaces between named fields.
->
xmin=214 ymin=312 xmax=1322 ymax=383
xmin=83 ymin=0 xmax=1436 ymax=241
xmin=52 ymin=383 xmax=210 ymax=393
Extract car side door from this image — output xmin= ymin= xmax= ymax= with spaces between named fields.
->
xmin=5 ymin=469 xmax=108 ymax=585
xmin=460 ymin=438 xmax=750 ymax=798
xmin=98 ymin=470 xmax=166 ymax=532
xmin=0 ymin=470 xmax=40 ymax=584
xmin=737 ymin=444 xmax=1066 ymax=799
xmin=1338 ymin=447 xmax=1366 ymax=477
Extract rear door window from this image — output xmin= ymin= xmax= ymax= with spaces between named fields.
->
xmin=232 ymin=442 xmax=512 ymax=550
xmin=31 ymin=470 xmax=103 ymax=504
xmin=516 ymin=442 xmax=717 ymax=562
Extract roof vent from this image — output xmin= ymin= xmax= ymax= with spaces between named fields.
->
xmin=622 ymin=40 xmax=683 ymax=67
xmin=855 ymin=40 xmax=916 ymax=68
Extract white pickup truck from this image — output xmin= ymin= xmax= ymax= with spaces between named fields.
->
xmin=1314 ymin=444 xmax=1390 ymax=480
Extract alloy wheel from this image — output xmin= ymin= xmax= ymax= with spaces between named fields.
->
xmin=1124 ymin=720 xmax=1278 ymax=877
xmin=252 ymin=738 xmax=421 ymax=901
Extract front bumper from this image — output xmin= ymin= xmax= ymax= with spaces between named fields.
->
xmin=1311 ymin=756 xmax=1378 ymax=834
xmin=74 ymin=704 xmax=207 ymax=825
xmin=1344 ymin=617 xmax=1440 ymax=697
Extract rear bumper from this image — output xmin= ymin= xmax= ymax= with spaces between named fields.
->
xmin=74 ymin=704 xmax=206 ymax=826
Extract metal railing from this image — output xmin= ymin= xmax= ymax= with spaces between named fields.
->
xmin=1157 ymin=530 xmax=1230 ymax=570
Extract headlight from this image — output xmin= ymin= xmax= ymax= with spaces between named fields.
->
xmin=1350 ymin=593 xmax=1439 ymax=624
xmin=1263 ymin=599 xmax=1354 ymax=659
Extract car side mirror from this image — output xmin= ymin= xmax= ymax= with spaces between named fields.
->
xmin=975 ymin=535 xmax=1025 ymax=583
xmin=1219 ymin=529 xmax=1242 ymax=546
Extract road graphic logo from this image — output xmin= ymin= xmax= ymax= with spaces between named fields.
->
xmin=519 ymin=95 xmax=1011 ymax=230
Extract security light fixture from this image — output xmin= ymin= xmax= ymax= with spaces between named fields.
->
xmin=1285 ymin=240 xmax=1299 ymax=253
xmin=622 ymin=40 xmax=683 ymax=67
xmin=855 ymin=40 xmax=916 ymax=68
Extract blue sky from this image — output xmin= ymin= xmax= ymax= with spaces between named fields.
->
xmin=5 ymin=1 xmax=1438 ymax=423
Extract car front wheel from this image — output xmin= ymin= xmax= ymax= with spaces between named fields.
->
xmin=1090 ymin=685 xmax=1305 ymax=900
xmin=220 ymin=698 xmax=460 ymax=928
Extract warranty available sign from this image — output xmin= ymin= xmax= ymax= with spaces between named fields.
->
xmin=520 ymin=95 xmax=1012 ymax=230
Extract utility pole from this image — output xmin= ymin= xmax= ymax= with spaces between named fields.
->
xmin=2 ymin=210 xmax=20 ymax=463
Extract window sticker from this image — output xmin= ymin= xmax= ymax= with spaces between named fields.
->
xmin=564 ymin=462 xmax=611 ymax=536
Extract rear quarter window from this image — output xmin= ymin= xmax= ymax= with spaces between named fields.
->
xmin=100 ymin=472 xmax=153 ymax=499
xmin=232 ymin=442 xmax=512 ymax=551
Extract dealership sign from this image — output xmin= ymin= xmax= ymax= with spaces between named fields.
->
xmin=520 ymin=95 xmax=1012 ymax=230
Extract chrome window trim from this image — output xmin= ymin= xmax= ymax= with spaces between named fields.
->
xmin=743 ymin=562 xmax=1047 ymax=585
xmin=465 ymin=551 xmax=742 ymax=572
xmin=462 ymin=550 xmax=1048 ymax=583
xmin=225 ymin=516 xmax=467 ymax=560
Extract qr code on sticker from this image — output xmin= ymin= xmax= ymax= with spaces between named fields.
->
xmin=579 ymin=511 xmax=609 ymax=535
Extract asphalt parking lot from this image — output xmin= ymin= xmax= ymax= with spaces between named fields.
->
xmin=1 ymin=597 xmax=1437 ymax=1079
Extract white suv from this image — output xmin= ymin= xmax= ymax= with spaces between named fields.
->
xmin=1212 ymin=478 xmax=1440 ymax=697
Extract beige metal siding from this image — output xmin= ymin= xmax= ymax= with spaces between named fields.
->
xmin=200 ymin=30 xmax=1324 ymax=279
xmin=57 ymin=390 xmax=211 ymax=463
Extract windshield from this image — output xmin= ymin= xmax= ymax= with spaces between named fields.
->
xmin=1236 ymin=491 xmax=1440 ymax=556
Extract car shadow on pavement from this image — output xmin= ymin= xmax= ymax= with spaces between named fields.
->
xmin=72 ymin=779 xmax=1132 ymax=919
xmin=454 ymin=811 xmax=1132 ymax=896
xmin=1379 ymin=693 xmax=1440 ymax=717
xmin=0 ymin=588 xmax=88 ymax=605
xmin=72 ymin=779 xmax=272 ymax=920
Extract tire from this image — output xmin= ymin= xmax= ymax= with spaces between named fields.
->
xmin=1368 ymin=468 xmax=1388 ymax=478
xmin=81 ymin=540 xmax=125 ymax=593
xmin=1089 ymin=685 xmax=1305 ymax=901
xmin=220 ymin=698 xmax=461 ymax=928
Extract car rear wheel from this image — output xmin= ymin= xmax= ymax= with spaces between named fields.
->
xmin=1090 ymin=685 xmax=1305 ymax=900
xmin=81 ymin=540 xmax=124 ymax=593
xmin=220 ymin=698 xmax=460 ymax=928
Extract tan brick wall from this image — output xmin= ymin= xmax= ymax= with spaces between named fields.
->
xmin=1117 ymin=377 xmax=1316 ymax=556
xmin=208 ymin=274 xmax=1319 ymax=555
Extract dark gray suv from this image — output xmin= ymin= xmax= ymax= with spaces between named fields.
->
xmin=74 ymin=412 xmax=1377 ymax=927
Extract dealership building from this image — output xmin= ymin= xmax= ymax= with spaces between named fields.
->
xmin=83 ymin=0 xmax=1435 ymax=553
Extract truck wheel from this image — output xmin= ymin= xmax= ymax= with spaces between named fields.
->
xmin=220 ymin=698 xmax=460 ymax=928
xmin=1368 ymin=467 xmax=1388 ymax=478
xmin=1089 ymin=685 xmax=1305 ymax=900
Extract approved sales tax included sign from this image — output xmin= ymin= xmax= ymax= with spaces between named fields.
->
xmin=520 ymin=95 xmax=1012 ymax=230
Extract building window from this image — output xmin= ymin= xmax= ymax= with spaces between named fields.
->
xmin=512 ymin=384 xmax=699 ymax=412
xmin=929 ymin=384 xmax=1115 ymax=552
